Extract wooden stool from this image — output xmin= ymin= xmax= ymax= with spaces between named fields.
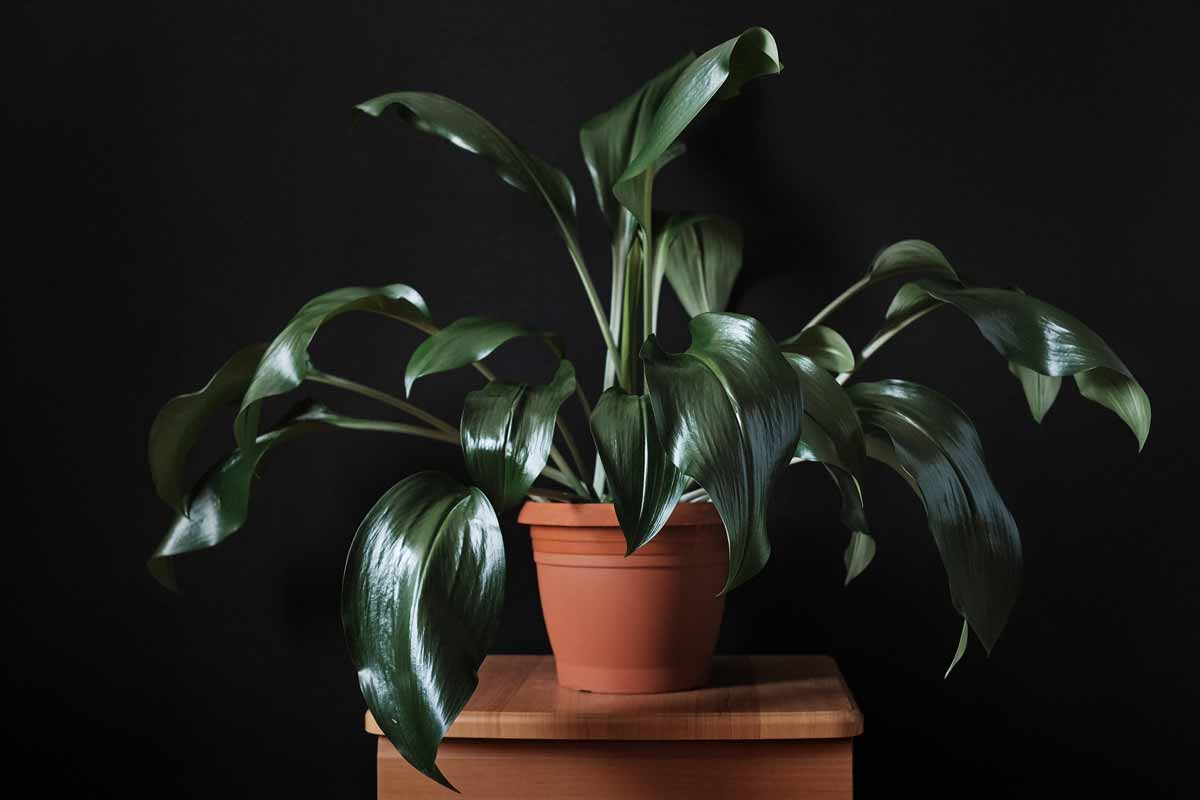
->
xmin=366 ymin=655 xmax=863 ymax=799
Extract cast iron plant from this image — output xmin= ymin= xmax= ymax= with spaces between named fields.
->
xmin=148 ymin=27 xmax=1150 ymax=789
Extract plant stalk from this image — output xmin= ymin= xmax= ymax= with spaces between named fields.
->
xmin=836 ymin=304 xmax=942 ymax=385
xmin=307 ymin=370 xmax=457 ymax=433
xmin=788 ymin=275 xmax=871 ymax=340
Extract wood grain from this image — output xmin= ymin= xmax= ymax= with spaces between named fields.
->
xmin=377 ymin=738 xmax=854 ymax=800
xmin=365 ymin=655 xmax=863 ymax=740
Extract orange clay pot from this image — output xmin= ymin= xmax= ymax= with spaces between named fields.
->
xmin=517 ymin=501 xmax=727 ymax=694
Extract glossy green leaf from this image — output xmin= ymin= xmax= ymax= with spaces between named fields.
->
xmin=149 ymin=343 xmax=266 ymax=515
xmin=613 ymin=28 xmax=782 ymax=223
xmin=869 ymin=239 xmax=960 ymax=284
xmin=945 ymin=619 xmax=970 ymax=678
xmin=781 ymin=325 xmax=855 ymax=374
xmin=786 ymin=353 xmax=873 ymax=583
xmin=359 ymin=91 xmax=579 ymax=246
xmin=580 ymin=53 xmax=694 ymax=236
xmin=405 ymin=316 xmax=549 ymax=396
xmin=642 ymin=312 xmax=804 ymax=592
xmin=150 ymin=400 xmax=353 ymax=589
xmin=852 ymin=380 xmax=1022 ymax=653
xmin=589 ymin=388 xmax=688 ymax=553
xmin=658 ymin=214 xmax=743 ymax=322
xmin=235 ymin=285 xmax=431 ymax=450
xmin=460 ymin=360 xmax=576 ymax=512
xmin=342 ymin=472 xmax=504 ymax=791
xmin=896 ymin=280 xmax=1150 ymax=450
xmin=1008 ymin=361 xmax=1062 ymax=423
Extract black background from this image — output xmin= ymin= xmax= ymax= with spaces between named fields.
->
xmin=6 ymin=1 xmax=1197 ymax=797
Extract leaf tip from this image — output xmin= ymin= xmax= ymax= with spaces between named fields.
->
xmin=944 ymin=619 xmax=970 ymax=679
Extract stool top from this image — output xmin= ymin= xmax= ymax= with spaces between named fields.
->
xmin=365 ymin=655 xmax=863 ymax=741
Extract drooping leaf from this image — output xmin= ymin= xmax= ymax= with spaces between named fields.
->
xmin=589 ymin=388 xmax=688 ymax=553
xmin=945 ymin=619 xmax=970 ymax=678
xmin=1008 ymin=361 xmax=1062 ymax=423
xmin=358 ymin=92 xmax=579 ymax=249
xmin=342 ymin=472 xmax=504 ymax=791
xmin=851 ymin=380 xmax=1023 ymax=653
xmin=404 ymin=316 xmax=547 ymax=396
xmin=892 ymin=280 xmax=1150 ymax=450
xmin=658 ymin=214 xmax=743 ymax=322
xmin=149 ymin=343 xmax=266 ymax=515
xmin=150 ymin=400 xmax=357 ymax=588
xmin=786 ymin=353 xmax=873 ymax=583
xmin=460 ymin=360 xmax=576 ymax=512
xmin=235 ymin=285 xmax=431 ymax=449
xmin=642 ymin=312 xmax=803 ymax=592
xmin=613 ymin=28 xmax=782 ymax=223
xmin=869 ymin=239 xmax=960 ymax=284
xmin=781 ymin=325 xmax=855 ymax=374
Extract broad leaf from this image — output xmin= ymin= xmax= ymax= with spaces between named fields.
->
xmin=851 ymin=380 xmax=1023 ymax=654
xmin=781 ymin=325 xmax=855 ymax=374
xmin=1008 ymin=361 xmax=1062 ymax=424
xmin=359 ymin=92 xmax=579 ymax=250
xmin=894 ymin=280 xmax=1150 ymax=450
xmin=405 ymin=316 xmax=547 ymax=396
xmin=786 ymin=353 xmax=873 ymax=583
xmin=235 ymin=285 xmax=431 ymax=449
xmin=613 ymin=28 xmax=782 ymax=223
xmin=149 ymin=343 xmax=266 ymax=514
xmin=342 ymin=471 xmax=504 ymax=791
xmin=658 ymin=214 xmax=743 ymax=322
xmin=869 ymin=239 xmax=960 ymax=284
xmin=590 ymin=388 xmax=688 ymax=553
xmin=150 ymin=400 xmax=352 ymax=588
xmin=460 ymin=359 xmax=576 ymax=512
xmin=642 ymin=312 xmax=803 ymax=592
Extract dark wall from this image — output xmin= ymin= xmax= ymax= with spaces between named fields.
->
xmin=6 ymin=1 xmax=1196 ymax=796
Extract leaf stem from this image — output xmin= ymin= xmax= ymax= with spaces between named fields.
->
xmin=322 ymin=416 xmax=461 ymax=444
xmin=835 ymin=304 xmax=942 ymax=385
xmin=788 ymin=275 xmax=871 ymax=340
xmin=307 ymin=370 xmax=457 ymax=433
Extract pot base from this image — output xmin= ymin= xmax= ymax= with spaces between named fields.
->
xmin=554 ymin=660 xmax=713 ymax=694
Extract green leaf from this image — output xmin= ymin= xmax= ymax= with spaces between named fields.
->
xmin=150 ymin=400 xmax=350 ymax=589
xmin=589 ymin=388 xmax=688 ymax=553
xmin=460 ymin=360 xmax=576 ymax=512
xmin=869 ymin=239 xmax=960 ymax=284
xmin=786 ymin=353 xmax=873 ymax=583
xmin=1008 ymin=361 xmax=1062 ymax=423
xmin=781 ymin=325 xmax=855 ymax=374
xmin=945 ymin=619 xmax=970 ymax=678
xmin=405 ymin=316 xmax=550 ymax=396
xmin=580 ymin=53 xmax=694 ymax=236
xmin=235 ymin=285 xmax=431 ymax=450
xmin=149 ymin=343 xmax=266 ymax=515
xmin=642 ymin=312 xmax=804 ymax=592
xmin=342 ymin=472 xmax=504 ymax=791
xmin=896 ymin=280 xmax=1150 ymax=450
xmin=613 ymin=28 xmax=782 ymax=223
xmin=658 ymin=214 xmax=743 ymax=321
xmin=852 ymin=380 xmax=1022 ymax=653
xmin=359 ymin=92 xmax=579 ymax=247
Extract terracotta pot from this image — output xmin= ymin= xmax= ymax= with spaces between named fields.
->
xmin=517 ymin=501 xmax=727 ymax=694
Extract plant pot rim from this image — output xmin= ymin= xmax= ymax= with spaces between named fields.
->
xmin=517 ymin=500 xmax=719 ymax=527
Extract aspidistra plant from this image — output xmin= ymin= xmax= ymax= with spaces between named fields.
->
xmin=148 ymin=27 xmax=1150 ymax=788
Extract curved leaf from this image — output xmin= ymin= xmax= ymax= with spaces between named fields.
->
xmin=358 ymin=92 xmax=578 ymax=242
xmin=786 ymin=353 xmax=873 ymax=583
xmin=405 ymin=316 xmax=548 ymax=396
xmin=658 ymin=214 xmax=743 ymax=321
xmin=642 ymin=312 xmax=803 ymax=592
xmin=869 ymin=239 xmax=960 ymax=284
xmin=851 ymin=380 xmax=1022 ymax=654
xmin=781 ymin=325 xmax=855 ymax=374
xmin=589 ymin=388 xmax=688 ymax=553
xmin=896 ymin=280 xmax=1150 ymax=450
xmin=235 ymin=285 xmax=431 ymax=449
xmin=460 ymin=359 xmax=576 ymax=512
xmin=342 ymin=472 xmax=504 ymax=791
xmin=614 ymin=28 xmax=782 ymax=222
xmin=1008 ymin=361 xmax=1062 ymax=423
xmin=150 ymin=400 xmax=350 ymax=588
xmin=149 ymin=343 xmax=266 ymax=514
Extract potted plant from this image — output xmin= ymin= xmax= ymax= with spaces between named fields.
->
xmin=148 ymin=27 xmax=1150 ymax=790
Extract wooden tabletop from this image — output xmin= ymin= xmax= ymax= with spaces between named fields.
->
xmin=365 ymin=655 xmax=862 ymax=741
